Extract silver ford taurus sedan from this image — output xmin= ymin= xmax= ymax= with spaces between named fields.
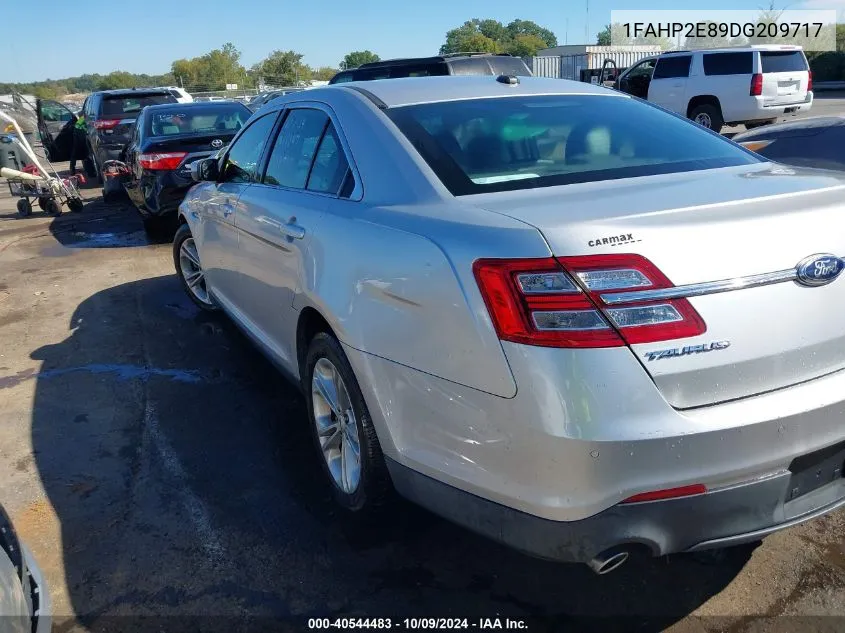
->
xmin=175 ymin=75 xmax=845 ymax=574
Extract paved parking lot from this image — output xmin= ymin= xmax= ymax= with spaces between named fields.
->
xmin=723 ymin=91 xmax=845 ymax=136
xmin=1 ymin=144 xmax=844 ymax=631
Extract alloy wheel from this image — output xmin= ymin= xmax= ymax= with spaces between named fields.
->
xmin=311 ymin=357 xmax=362 ymax=494
xmin=178 ymin=237 xmax=210 ymax=305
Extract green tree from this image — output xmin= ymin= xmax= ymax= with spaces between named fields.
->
xmin=171 ymin=42 xmax=245 ymax=91
xmin=253 ymin=50 xmax=311 ymax=86
xmin=596 ymin=23 xmax=630 ymax=46
xmin=507 ymin=34 xmax=549 ymax=57
xmin=313 ymin=66 xmax=340 ymax=81
xmin=441 ymin=18 xmax=557 ymax=55
xmin=341 ymin=50 xmax=380 ymax=70
xmin=98 ymin=71 xmax=140 ymax=90
xmin=506 ymin=19 xmax=557 ymax=47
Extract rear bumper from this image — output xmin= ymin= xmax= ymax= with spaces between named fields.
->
xmin=137 ymin=171 xmax=193 ymax=217
xmin=388 ymin=456 xmax=845 ymax=563
xmin=736 ymin=92 xmax=813 ymax=123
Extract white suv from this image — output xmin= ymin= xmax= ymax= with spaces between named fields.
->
xmin=616 ymin=46 xmax=813 ymax=131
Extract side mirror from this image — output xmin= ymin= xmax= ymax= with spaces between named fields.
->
xmin=191 ymin=157 xmax=219 ymax=182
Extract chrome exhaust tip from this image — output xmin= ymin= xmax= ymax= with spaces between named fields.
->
xmin=587 ymin=548 xmax=629 ymax=575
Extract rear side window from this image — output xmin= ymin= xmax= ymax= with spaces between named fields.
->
xmin=387 ymin=95 xmax=760 ymax=196
xmin=100 ymin=94 xmax=177 ymax=118
xmin=761 ymin=51 xmax=808 ymax=73
xmin=329 ymin=71 xmax=355 ymax=84
xmin=263 ymin=109 xmax=329 ymax=189
xmin=703 ymin=52 xmax=753 ymax=76
xmin=653 ymin=56 xmax=691 ymax=79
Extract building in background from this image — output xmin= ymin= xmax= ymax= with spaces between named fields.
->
xmin=531 ymin=44 xmax=662 ymax=82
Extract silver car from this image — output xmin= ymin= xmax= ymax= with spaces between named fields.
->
xmin=174 ymin=76 xmax=845 ymax=574
xmin=0 ymin=503 xmax=51 ymax=633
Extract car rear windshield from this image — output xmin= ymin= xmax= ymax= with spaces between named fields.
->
xmin=101 ymin=93 xmax=177 ymax=118
xmin=146 ymin=105 xmax=251 ymax=137
xmin=485 ymin=57 xmax=533 ymax=76
xmin=386 ymin=95 xmax=760 ymax=196
xmin=760 ymin=51 xmax=808 ymax=73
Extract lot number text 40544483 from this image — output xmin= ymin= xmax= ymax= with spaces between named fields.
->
xmin=307 ymin=618 xmax=528 ymax=630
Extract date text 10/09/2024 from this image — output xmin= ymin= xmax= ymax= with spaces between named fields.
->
xmin=623 ymin=22 xmax=824 ymax=39
xmin=308 ymin=618 xmax=528 ymax=630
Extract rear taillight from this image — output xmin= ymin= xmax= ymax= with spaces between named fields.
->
xmin=93 ymin=119 xmax=120 ymax=130
xmin=750 ymin=73 xmax=763 ymax=96
xmin=473 ymin=254 xmax=706 ymax=349
xmin=808 ymin=70 xmax=813 ymax=92
xmin=139 ymin=152 xmax=188 ymax=170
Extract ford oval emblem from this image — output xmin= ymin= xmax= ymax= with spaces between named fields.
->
xmin=795 ymin=254 xmax=844 ymax=287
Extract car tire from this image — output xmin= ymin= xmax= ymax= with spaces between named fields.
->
xmin=305 ymin=332 xmax=390 ymax=511
xmin=690 ymin=104 xmax=724 ymax=132
xmin=16 ymin=199 xmax=32 ymax=218
xmin=173 ymin=223 xmax=217 ymax=312
xmin=68 ymin=198 xmax=85 ymax=213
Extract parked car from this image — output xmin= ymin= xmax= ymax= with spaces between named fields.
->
xmin=0 ymin=501 xmax=51 ymax=633
xmin=80 ymin=88 xmax=179 ymax=184
xmin=328 ymin=53 xmax=532 ymax=84
xmin=157 ymin=86 xmax=193 ymax=103
xmin=175 ymin=75 xmax=845 ymax=574
xmin=733 ymin=116 xmax=845 ymax=171
xmin=248 ymin=89 xmax=305 ymax=112
xmin=615 ymin=46 xmax=813 ymax=131
xmin=117 ymin=101 xmax=252 ymax=234
xmin=194 ymin=96 xmax=227 ymax=103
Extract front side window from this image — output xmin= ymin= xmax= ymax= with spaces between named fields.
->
xmin=263 ymin=109 xmax=329 ymax=189
xmin=221 ymin=113 xmax=277 ymax=183
xmin=387 ymin=94 xmax=760 ymax=196
xmin=653 ymin=55 xmax=691 ymax=79
xmin=41 ymin=101 xmax=74 ymax=123
xmin=627 ymin=59 xmax=655 ymax=79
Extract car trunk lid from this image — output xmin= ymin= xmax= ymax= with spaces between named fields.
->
xmin=142 ymin=132 xmax=235 ymax=173
xmin=470 ymin=164 xmax=845 ymax=409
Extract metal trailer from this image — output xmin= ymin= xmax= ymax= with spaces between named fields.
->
xmin=531 ymin=46 xmax=661 ymax=82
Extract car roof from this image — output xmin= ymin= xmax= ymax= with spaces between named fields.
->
xmin=94 ymin=88 xmax=174 ymax=96
xmin=358 ymin=53 xmax=517 ymax=69
xmin=142 ymin=101 xmax=248 ymax=112
xmin=661 ymin=45 xmax=805 ymax=56
xmin=323 ymin=75 xmax=621 ymax=108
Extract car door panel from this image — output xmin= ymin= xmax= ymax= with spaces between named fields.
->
xmin=195 ymin=112 xmax=280 ymax=305
xmin=36 ymin=99 xmax=75 ymax=162
xmin=234 ymin=185 xmax=327 ymax=369
xmin=232 ymin=105 xmax=351 ymax=370
xmin=648 ymin=55 xmax=691 ymax=114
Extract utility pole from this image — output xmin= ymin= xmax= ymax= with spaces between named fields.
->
xmin=585 ymin=0 xmax=589 ymax=44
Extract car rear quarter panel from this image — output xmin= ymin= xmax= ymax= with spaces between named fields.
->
xmin=295 ymin=200 xmax=553 ymax=399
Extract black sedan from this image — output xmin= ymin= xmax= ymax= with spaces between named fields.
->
xmin=118 ymin=101 xmax=252 ymax=234
xmin=732 ymin=116 xmax=845 ymax=171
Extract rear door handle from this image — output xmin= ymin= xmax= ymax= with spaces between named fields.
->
xmin=280 ymin=217 xmax=306 ymax=240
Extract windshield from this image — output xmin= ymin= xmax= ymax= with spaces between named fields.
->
xmin=146 ymin=105 xmax=250 ymax=137
xmin=102 ymin=94 xmax=177 ymax=117
xmin=387 ymin=95 xmax=760 ymax=195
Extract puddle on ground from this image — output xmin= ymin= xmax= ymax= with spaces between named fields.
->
xmin=40 ymin=231 xmax=150 ymax=256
